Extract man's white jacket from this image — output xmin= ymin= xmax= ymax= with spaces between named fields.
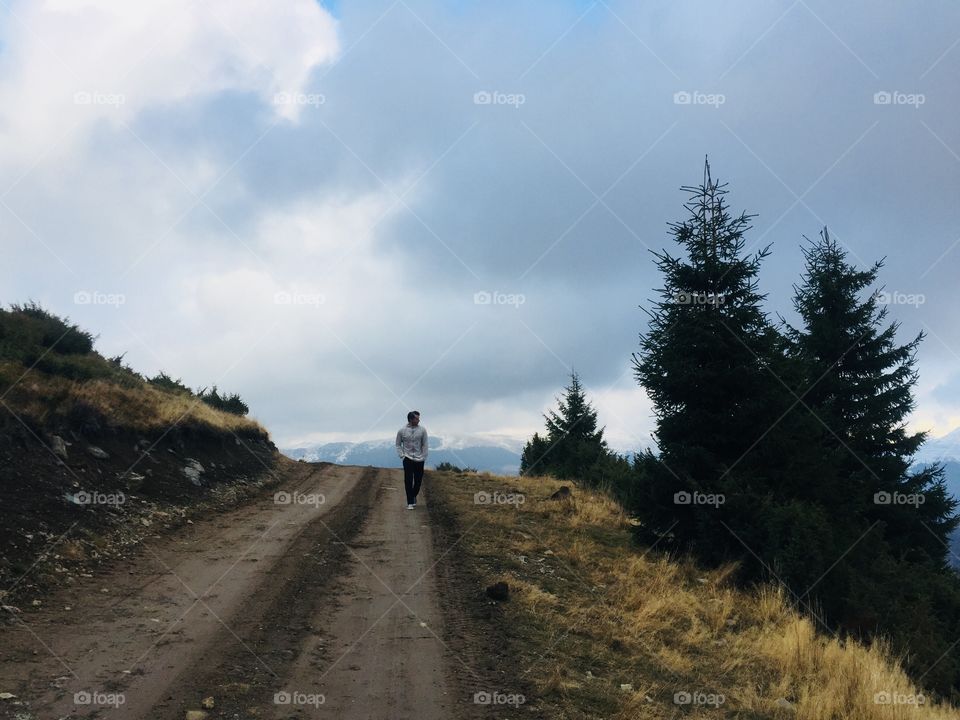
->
xmin=396 ymin=424 xmax=428 ymax=462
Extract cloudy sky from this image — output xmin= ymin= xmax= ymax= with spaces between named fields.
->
xmin=2 ymin=0 xmax=959 ymax=452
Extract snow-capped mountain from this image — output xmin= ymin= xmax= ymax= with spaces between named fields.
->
xmin=281 ymin=434 xmax=524 ymax=475
xmin=914 ymin=427 xmax=960 ymax=464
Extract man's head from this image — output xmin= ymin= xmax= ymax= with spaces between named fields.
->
xmin=407 ymin=410 xmax=421 ymax=425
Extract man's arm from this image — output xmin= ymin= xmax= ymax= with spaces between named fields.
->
xmin=396 ymin=428 xmax=405 ymax=459
xmin=420 ymin=427 xmax=428 ymax=463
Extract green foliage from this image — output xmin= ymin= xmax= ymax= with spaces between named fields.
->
xmin=630 ymin=160 xmax=803 ymax=564
xmin=0 ymin=302 xmax=252 ymax=422
xmin=629 ymin=162 xmax=960 ymax=697
xmin=784 ymin=229 xmax=958 ymax=564
xmin=0 ymin=301 xmax=96 ymax=363
xmin=148 ymin=371 xmax=194 ymax=396
xmin=199 ymin=385 xmax=249 ymax=416
xmin=106 ymin=352 xmax=145 ymax=387
xmin=7 ymin=300 xmax=95 ymax=355
xmin=520 ymin=371 xmax=626 ymax=491
xmin=780 ymin=228 xmax=960 ymax=689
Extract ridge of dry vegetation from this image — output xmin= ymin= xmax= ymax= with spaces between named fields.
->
xmin=430 ymin=469 xmax=959 ymax=719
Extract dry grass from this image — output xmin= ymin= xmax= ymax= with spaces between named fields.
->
xmin=0 ymin=361 xmax=264 ymax=435
xmin=433 ymin=470 xmax=958 ymax=719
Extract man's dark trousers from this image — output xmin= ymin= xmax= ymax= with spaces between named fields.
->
xmin=402 ymin=457 xmax=425 ymax=504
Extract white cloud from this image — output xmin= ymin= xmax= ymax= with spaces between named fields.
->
xmin=0 ymin=0 xmax=339 ymax=165
xmin=256 ymin=190 xmax=400 ymax=260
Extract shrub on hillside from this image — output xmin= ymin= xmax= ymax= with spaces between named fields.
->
xmin=435 ymin=461 xmax=478 ymax=473
xmin=199 ymin=385 xmax=249 ymax=416
xmin=148 ymin=371 xmax=194 ymax=396
xmin=107 ymin=352 xmax=145 ymax=388
xmin=8 ymin=301 xmax=95 ymax=355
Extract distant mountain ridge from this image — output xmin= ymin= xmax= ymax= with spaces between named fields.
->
xmin=281 ymin=434 xmax=524 ymax=475
xmin=915 ymin=426 xmax=960 ymax=464
xmin=911 ymin=427 xmax=960 ymax=569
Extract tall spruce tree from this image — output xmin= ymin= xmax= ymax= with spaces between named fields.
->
xmin=630 ymin=160 xmax=807 ymax=563
xmin=630 ymin=163 xmax=960 ymax=696
xmin=785 ymin=228 xmax=958 ymax=564
xmin=520 ymin=371 xmax=609 ymax=480
xmin=783 ymin=228 xmax=960 ymax=693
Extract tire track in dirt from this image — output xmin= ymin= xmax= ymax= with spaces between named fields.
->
xmin=0 ymin=462 xmax=483 ymax=720
xmin=270 ymin=467 xmax=457 ymax=719
xmin=0 ymin=461 xmax=372 ymax=719
xmin=142 ymin=463 xmax=378 ymax=719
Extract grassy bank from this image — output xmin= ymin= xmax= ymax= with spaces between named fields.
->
xmin=0 ymin=302 xmax=278 ymax=599
xmin=429 ymin=469 xmax=957 ymax=719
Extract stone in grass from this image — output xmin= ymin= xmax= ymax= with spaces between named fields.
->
xmin=485 ymin=581 xmax=509 ymax=602
xmin=51 ymin=435 xmax=69 ymax=460
xmin=87 ymin=445 xmax=109 ymax=460
xmin=548 ymin=486 xmax=571 ymax=500
xmin=775 ymin=697 xmax=796 ymax=712
xmin=184 ymin=711 xmax=208 ymax=720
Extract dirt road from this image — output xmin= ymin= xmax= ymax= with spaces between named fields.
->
xmin=0 ymin=461 xmax=464 ymax=719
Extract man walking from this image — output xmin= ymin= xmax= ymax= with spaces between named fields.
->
xmin=396 ymin=410 xmax=428 ymax=509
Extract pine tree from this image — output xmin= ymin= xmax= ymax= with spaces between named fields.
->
xmin=786 ymin=228 xmax=957 ymax=565
xmin=629 ymin=163 xmax=960 ymax=695
xmin=520 ymin=371 xmax=609 ymax=480
xmin=519 ymin=432 xmax=549 ymax=475
xmin=783 ymin=228 xmax=960 ymax=691
xmin=630 ymin=159 xmax=800 ymax=561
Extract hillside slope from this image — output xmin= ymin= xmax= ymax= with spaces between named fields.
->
xmin=0 ymin=303 xmax=279 ymax=598
xmin=426 ymin=469 xmax=959 ymax=719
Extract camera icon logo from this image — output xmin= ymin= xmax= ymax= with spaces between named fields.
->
xmin=473 ymin=691 xmax=492 ymax=704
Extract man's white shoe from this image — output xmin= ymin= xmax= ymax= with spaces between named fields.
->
xmin=406 ymin=504 xmax=415 ymax=510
